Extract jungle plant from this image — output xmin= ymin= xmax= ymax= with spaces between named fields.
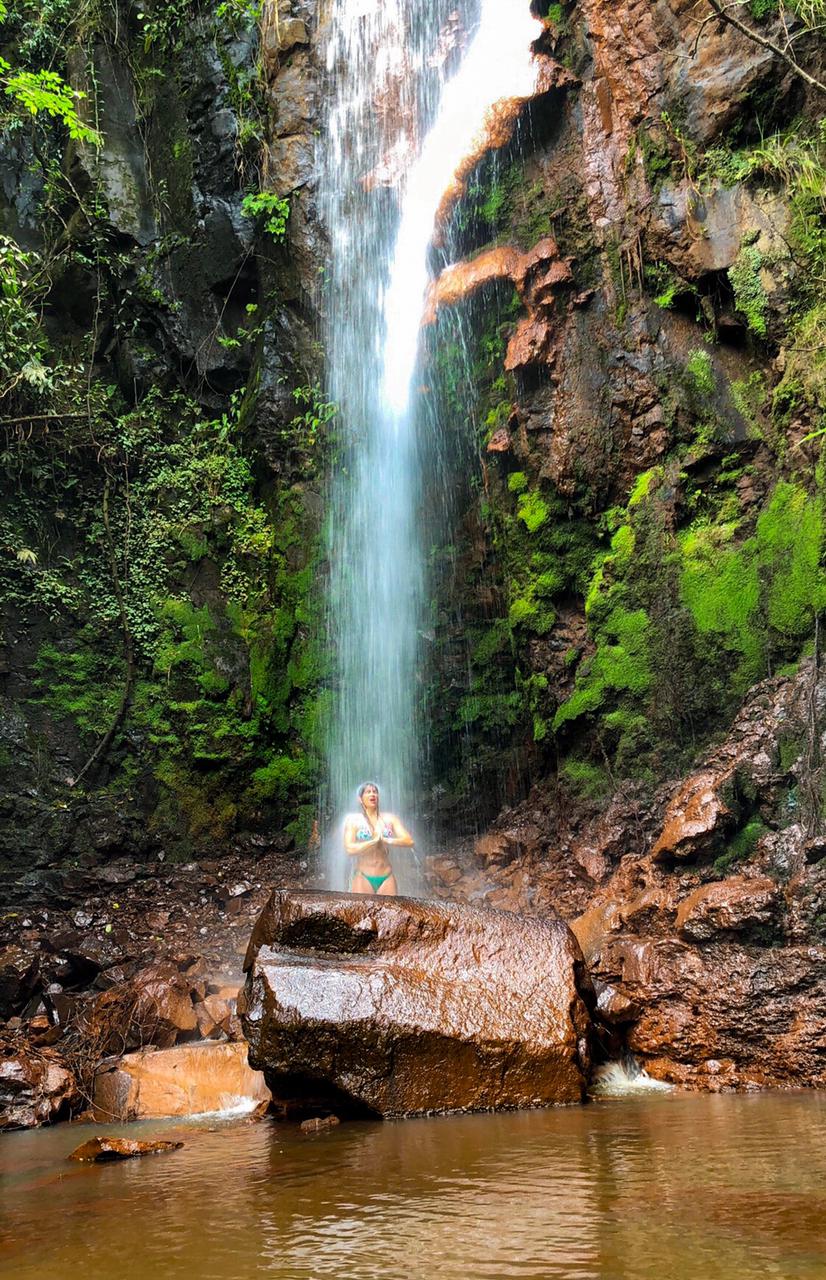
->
xmin=291 ymin=384 xmax=337 ymax=446
xmin=241 ymin=191 xmax=290 ymax=240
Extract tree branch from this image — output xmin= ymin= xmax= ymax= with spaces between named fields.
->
xmin=0 ymin=412 xmax=88 ymax=427
xmin=703 ymin=0 xmax=826 ymax=94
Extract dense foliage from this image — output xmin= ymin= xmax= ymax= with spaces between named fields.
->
xmin=0 ymin=0 xmax=325 ymax=859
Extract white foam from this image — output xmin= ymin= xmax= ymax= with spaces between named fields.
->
xmin=590 ymin=1060 xmax=676 ymax=1097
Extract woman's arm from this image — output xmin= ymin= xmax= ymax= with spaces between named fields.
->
xmin=343 ymin=818 xmax=380 ymax=857
xmin=381 ymin=814 xmax=414 ymax=848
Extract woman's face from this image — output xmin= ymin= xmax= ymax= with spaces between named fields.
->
xmin=361 ymin=784 xmax=379 ymax=810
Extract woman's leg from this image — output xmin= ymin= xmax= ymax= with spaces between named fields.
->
xmin=351 ymin=871 xmax=376 ymax=894
xmin=377 ymin=873 xmax=397 ymax=896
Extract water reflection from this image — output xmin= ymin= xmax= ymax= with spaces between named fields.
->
xmin=2 ymin=1094 xmax=825 ymax=1279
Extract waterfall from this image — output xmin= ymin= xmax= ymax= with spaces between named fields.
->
xmin=319 ymin=0 xmax=541 ymax=889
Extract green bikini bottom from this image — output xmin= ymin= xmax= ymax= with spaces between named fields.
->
xmin=360 ymin=871 xmax=391 ymax=892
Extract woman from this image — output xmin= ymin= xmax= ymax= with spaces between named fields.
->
xmin=344 ymin=782 xmax=414 ymax=895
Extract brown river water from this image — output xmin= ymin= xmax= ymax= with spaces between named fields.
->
xmin=1 ymin=1092 xmax=825 ymax=1279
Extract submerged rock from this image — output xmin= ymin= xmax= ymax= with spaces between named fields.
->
xmin=300 ymin=1114 xmax=340 ymax=1133
xmin=92 ymin=1041 xmax=270 ymax=1121
xmin=68 ymin=1136 xmax=183 ymax=1162
xmin=240 ymin=890 xmax=593 ymax=1118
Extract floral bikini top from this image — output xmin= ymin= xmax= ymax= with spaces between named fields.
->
xmin=356 ymin=819 xmax=394 ymax=841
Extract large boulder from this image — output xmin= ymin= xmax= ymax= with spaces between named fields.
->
xmin=240 ymin=891 xmax=593 ymax=1117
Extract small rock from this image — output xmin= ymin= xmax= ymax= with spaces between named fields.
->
xmin=300 ymin=1115 xmax=340 ymax=1133
xmin=68 ymin=1136 xmax=183 ymax=1162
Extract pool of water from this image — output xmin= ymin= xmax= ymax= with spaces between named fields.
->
xmin=2 ymin=1093 xmax=825 ymax=1279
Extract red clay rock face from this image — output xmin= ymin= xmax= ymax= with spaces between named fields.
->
xmin=432 ymin=666 xmax=826 ymax=1092
xmin=618 ymin=941 xmax=826 ymax=1091
xmin=651 ymin=770 xmax=735 ymax=863
xmin=674 ymin=876 xmax=780 ymax=943
xmin=432 ymin=57 xmax=577 ymax=239
xmin=241 ymin=891 xmax=593 ymax=1117
xmin=424 ymin=237 xmax=573 ymax=329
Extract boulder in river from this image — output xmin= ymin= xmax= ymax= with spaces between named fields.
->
xmin=240 ymin=891 xmax=593 ymax=1117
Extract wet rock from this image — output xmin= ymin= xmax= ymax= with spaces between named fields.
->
xmin=92 ymin=1042 xmax=270 ymax=1121
xmin=432 ymin=56 xmax=576 ymax=236
xmin=424 ymin=238 xmax=572 ymax=326
xmin=68 ymin=1136 xmax=183 ymax=1162
xmin=300 ymin=1114 xmax=340 ymax=1133
xmin=0 ymin=945 xmax=40 ymax=1020
xmin=617 ymin=940 xmax=826 ymax=1090
xmin=593 ymin=979 xmax=639 ymax=1025
xmin=193 ymin=992 xmax=235 ymax=1040
xmin=570 ymin=899 xmax=624 ymax=964
xmin=649 ymin=181 xmax=793 ymax=283
xmin=651 ymin=770 xmax=734 ymax=863
xmin=78 ymin=962 xmax=198 ymax=1055
xmin=0 ymin=1042 xmax=79 ymax=1130
xmin=241 ymin=890 xmax=592 ymax=1117
xmin=674 ymin=875 xmax=781 ymax=943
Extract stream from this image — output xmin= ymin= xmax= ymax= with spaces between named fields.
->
xmin=2 ymin=1093 xmax=825 ymax=1278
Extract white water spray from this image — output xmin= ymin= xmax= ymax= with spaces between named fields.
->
xmin=320 ymin=1 xmax=541 ymax=887
xmin=381 ymin=3 xmax=542 ymax=417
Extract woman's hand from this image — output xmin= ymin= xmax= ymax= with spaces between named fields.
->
xmin=381 ymin=815 xmax=414 ymax=848
xmin=343 ymin=822 xmax=382 ymax=857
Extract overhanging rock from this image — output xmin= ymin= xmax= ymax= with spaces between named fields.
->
xmin=240 ymin=891 xmax=593 ymax=1117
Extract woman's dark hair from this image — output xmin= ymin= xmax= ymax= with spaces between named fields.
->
xmin=358 ymin=781 xmax=380 ymax=801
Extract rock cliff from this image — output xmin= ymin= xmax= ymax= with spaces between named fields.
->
xmin=0 ymin=0 xmax=824 ymax=1105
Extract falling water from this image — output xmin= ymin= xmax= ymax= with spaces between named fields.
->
xmin=320 ymin=0 xmax=541 ymax=887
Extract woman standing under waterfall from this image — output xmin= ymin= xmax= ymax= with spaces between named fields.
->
xmin=344 ymin=782 xmax=414 ymax=894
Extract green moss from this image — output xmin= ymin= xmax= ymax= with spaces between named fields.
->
xmin=507 ymin=471 xmax=528 ymax=493
xmin=609 ymin=524 xmax=635 ymax=565
xmin=777 ymin=730 xmax=804 ymax=772
xmin=680 ymin=481 xmax=824 ymax=687
xmin=31 ymin=644 xmax=123 ymax=736
xmin=680 ymin=520 xmax=764 ymax=689
xmin=517 ymin=490 xmax=550 ymax=533
xmin=553 ymin=462 xmax=823 ymax=778
xmin=638 ymin=123 xmax=675 ymax=191
xmin=757 ymin=481 xmax=826 ymax=634
xmin=251 ymin=754 xmax=309 ymax=802
xmin=685 ymin=349 xmax=715 ymax=396
xmin=712 ymin=818 xmax=769 ymax=876
xmin=728 ymin=244 xmax=768 ymax=337
xmin=629 ymin=468 xmax=661 ymax=508
xmin=559 ymin=758 xmax=612 ymax=801
xmin=776 ymin=303 xmax=826 ymax=415
xmin=455 ymin=692 xmax=522 ymax=731
xmin=730 ymin=371 xmax=767 ymax=438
